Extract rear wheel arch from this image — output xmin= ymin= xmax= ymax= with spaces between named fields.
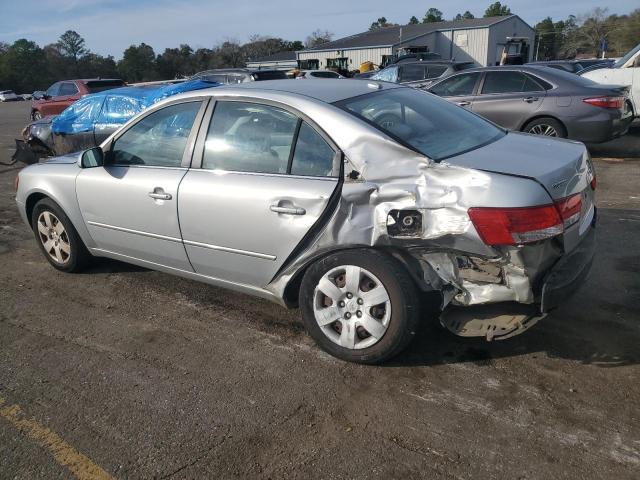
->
xmin=282 ymin=246 xmax=436 ymax=308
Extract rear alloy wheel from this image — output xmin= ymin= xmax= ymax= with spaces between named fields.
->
xmin=31 ymin=198 xmax=91 ymax=272
xmin=300 ymin=249 xmax=420 ymax=364
xmin=524 ymin=117 xmax=566 ymax=138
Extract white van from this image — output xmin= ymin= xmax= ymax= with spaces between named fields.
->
xmin=582 ymin=43 xmax=640 ymax=117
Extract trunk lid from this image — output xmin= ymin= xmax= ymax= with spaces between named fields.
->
xmin=444 ymin=131 xmax=589 ymax=201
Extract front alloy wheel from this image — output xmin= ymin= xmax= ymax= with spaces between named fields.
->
xmin=36 ymin=211 xmax=71 ymax=265
xmin=31 ymin=198 xmax=91 ymax=272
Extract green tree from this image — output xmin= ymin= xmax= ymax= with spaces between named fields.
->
xmin=304 ymin=29 xmax=333 ymax=49
xmin=454 ymin=11 xmax=475 ymax=20
xmin=484 ymin=2 xmax=511 ymax=17
xmin=423 ymin=8 xmax=443 ymax=23
xmin=1 ymin=39 xmax=48 ymax=92
xmin=370 ymin=17 xmax=394 ymax=30
xmin=117 ymin=43 xmax=157 ymax=82
xmin=57 ymin=30 xmax=87 ymax=75
xmin=408 ymin=16 xmax=419 ymax=25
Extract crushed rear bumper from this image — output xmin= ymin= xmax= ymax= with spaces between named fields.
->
xmin=540 ymin=221 xmax=596 ymax=312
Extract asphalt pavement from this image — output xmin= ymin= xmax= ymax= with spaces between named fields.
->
xmin=1 ymin=101 xmax=639 ymax=479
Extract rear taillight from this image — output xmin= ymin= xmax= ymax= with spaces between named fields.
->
xmin=583 ymin=96 xmax=625 ymax=109
xmin=468 ymin=193 xmax=582 ymax=246
xmin=555 ymin=193 xmax=582 ymax=228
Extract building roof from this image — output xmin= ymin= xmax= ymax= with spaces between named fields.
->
xmin=303 ymin=16 xmax=521 ymax=52
xmin=248 ymin=50 xmax=297 ymax=63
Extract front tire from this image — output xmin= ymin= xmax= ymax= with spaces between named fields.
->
xmin=300 ymin=249 xmax=420 ymax=364
xmin=31 ymin=110 xmax=42 ymax=121
xmin=31 ymin=198 xmax=91 ymax=272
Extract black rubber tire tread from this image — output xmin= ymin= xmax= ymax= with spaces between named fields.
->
xmin=299 ymin=248 xmax=421 ymax=364
xmin=31 ymin=198 xmax=92 ymax=273
xmin=523 ymin=117 xmax=567 ymax=138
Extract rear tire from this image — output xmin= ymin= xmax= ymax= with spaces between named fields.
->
xmin=523 ymin=117 xmax=566 ymax=138
xmin=299 ymin=249 xmax=420 ymax=364
xmin=31 ymin=198 xmax=91 ymax=273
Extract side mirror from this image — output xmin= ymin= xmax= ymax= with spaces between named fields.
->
xmin=80 ymin=147 xmax=104 ymax=168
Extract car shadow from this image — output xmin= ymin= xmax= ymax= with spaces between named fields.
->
xmin=587 ymin=120 xmax=640 ymax=158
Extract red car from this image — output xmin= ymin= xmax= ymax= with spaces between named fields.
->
xmin=30 ymin=78 xmax=125 ymax=120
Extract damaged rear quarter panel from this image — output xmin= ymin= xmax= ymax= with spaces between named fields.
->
xmin=261 ymin=94 xmax=556 ymax=307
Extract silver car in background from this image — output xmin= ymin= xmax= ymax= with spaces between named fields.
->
xmin=427 ymin=65 xmax=632 ymax=142
xmin=15 ymin=80 xmax=597 ymax=364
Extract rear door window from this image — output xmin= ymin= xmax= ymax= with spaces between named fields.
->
xmin=202 ymin=101 xmax=298 ymax=174
xmin=290 ymin=123 xmax=336 ymax=177
xmin=481 ymin=71 xmax=542 ymax=94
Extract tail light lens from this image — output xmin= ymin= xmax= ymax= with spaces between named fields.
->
xmin=583 ymin=96 xmax=625 ymax=109
xmin=469 ymin=193 xmax=582 ymax=246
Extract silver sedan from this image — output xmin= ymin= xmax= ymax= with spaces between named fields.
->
xmin=15 ymin=80 xmax=597 ymax=363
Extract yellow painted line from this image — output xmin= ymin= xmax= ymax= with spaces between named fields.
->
xmin=0 ymin=396 xmax=113 ymax=480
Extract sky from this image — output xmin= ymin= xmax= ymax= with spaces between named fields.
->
xmin=0 ymin=0 xmax=637 ymax=58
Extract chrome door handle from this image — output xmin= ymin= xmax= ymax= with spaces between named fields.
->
xmin=270 ymin=205 xmax=306 ymax=215
xmin=456 ymin=101 xmax=471 ymax=106
xmin=148 ymin=189 xmax=172 ymax=200
xmin=523 ymin=96 xmax=539 ymax=103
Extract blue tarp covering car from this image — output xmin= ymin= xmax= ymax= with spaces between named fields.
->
xmin=13 ymin=79 xmax=219 ymax=163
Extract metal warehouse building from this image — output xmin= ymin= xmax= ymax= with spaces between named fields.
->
xmin=296 ymin=15 xmax=535 ymax=71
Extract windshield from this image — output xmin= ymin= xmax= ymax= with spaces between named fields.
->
xmin=336 ymin=88 xmax=504 ymax=161
xmin=615 ymin=42 xmax=640 ymax=68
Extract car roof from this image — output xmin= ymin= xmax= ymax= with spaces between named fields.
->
xmin=178 ymin=79 xmax=403 ymax=104
xmin=195 ymin=68 xmax=282 ymax=75
xmin=392 ymin=60 xmax=471 ymax=66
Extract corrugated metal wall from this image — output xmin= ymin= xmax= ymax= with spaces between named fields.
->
xmin=297 ymin=47 xmax=392 ymax=69
xmin=487 ymin=17 xmax=535 ymax=65
xmin=295 ymin=17 xmax=535 ymax=70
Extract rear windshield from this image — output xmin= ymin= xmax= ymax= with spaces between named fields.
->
xmin=336 ymin=88 xmax=504 ymax=161
xmin=252 ymin=70 xmax=287 ymax=81
xmin=84 ymin=80 xmax=125 ymax=93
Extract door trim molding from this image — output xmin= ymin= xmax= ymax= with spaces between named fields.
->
xmin=183 ymin=239 xmax=276 ymax=261
xmin=87 ymin=221 xmax=182 ymax=243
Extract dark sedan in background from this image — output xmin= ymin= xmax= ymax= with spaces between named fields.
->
xmin=527 ymin=59 xmax=615 ymax=74
xmin=371 ymin=60 xmax=475 ymax=88
xmin=427 ymin=65 xmax=632 ymax=143
xmin=191 ymin=68 xmax=287 ymax=84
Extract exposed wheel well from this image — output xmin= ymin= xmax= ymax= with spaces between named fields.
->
xmin=521 ymin=115 xmax=567 ymax=136
xmin=25 ymin=192 xmax=50 ymax=224
xmin=281 ymin=246 xmax=437 ymax=309
xmin=626 ymin=100 xmax=635 ymax=118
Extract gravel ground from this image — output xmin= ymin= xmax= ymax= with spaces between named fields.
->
xmin=0 ymin=101 xmax=639 ymax=480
